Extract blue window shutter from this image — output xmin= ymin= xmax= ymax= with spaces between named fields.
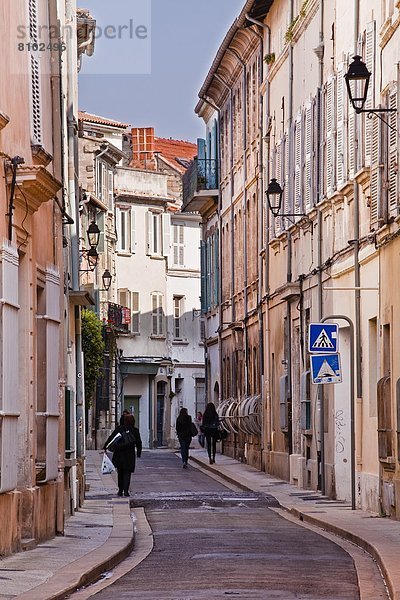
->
xmin=200 ymin=241 xmax=206 ymax=313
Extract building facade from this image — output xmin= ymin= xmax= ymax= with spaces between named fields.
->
xmin=113 ymin=128 xmax=204 ymax=448
xmin=186 ymin=0 xmax=400 ymax=518
xmin=0 ymin=0 xmax=95 ymax=554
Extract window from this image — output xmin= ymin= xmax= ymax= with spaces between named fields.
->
xmin=131 ymin=292 xmax=140 ymax=334
xmin=0 ymin=243 xmax=19 ymax=493
xmin=96 ymin=159 xmax=114 ymax=209
xmin=29 ymin=0 xmax=42 ymax=144
xmin=173 ymin=296 xmax=184 ymax=339
xmin=172 ymin=224 xmax=184 ymax=266
xmin=151 ymin=292 xmax=164 ymax=336
xmin=146 ymin=211 xmax=161 ymax=255
xmin=116 ymin=207 xmax=135 ymax=253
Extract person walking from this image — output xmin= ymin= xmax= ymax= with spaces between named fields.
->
xmin=104 ymin=414 xmax=142 ymax=497
xmin=176 ymin=407 xmax=194 ymax=468
xmin=195 ymin=411 xmax=205 ymax=448
xmin=202 ymin=402 xmax=219 ymax=464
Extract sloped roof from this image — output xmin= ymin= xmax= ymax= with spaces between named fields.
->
xmin=79 ymin=111 xmax=129 ymax=129
xmin=154 ymin=137 xmax=197 ymax=173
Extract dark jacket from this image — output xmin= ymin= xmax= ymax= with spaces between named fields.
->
xmin=104 ymin=425 xmax=142 ymax=473
xmin=203 ymin=411 xmax=219 ymax=434
xmin=176 ymin=414 xmax=193 ymax=439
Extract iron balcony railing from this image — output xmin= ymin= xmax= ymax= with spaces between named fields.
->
xmin=107 ymin=302 xmax=130 ymax=332
xmin=182 ymin=158 xmax=219 ymax=207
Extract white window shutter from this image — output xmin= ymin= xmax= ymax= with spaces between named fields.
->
xmin=131 ymin=209 xmax=136 ymax=253
xmin=274 ymin=140 xmax=283 ymax=234
xmin=363 ymin=21 xmax=376 ymax=167
xmin=304 ymin=102 xmax=313 ymax=211
xmin=131 ymin=291 xmax=140 ymax=334
xmin=158 ymin=293 xmax=164 ymax=335
xmin=336 ymin=63 xmax=347 ymax=188
xmin=29 ymin=0 xmax=42 ymax=145
xmin=0 ymin=242 xmax=19 ymax=493
xmin=162 ymin=213 xmax=171 ymax=257
xmin=116 ymin=208 xmax=122 ymax=251
xmin=146 ymin=211 xmax=153 ymax=255
xmin=108 ymin=170 xmax=114 ymax=209
xmin=44 ymin=268 xmax=60 ymax=482
xmin=294 ymin=114 xmax=303 ymax=217
xmin=178 ymin=225 xmax=184 ymax=265
xmin=369 ymin=116 xmax=382 ymax=228
xmin=101 ymin=163 xmax=107 ymax=202
xmin=388 ymin=88 xmax=398 ymax=213
xmin=326 ymin=76 xmax=336 ymax=196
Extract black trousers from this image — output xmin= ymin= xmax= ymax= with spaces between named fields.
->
xmin=117 ymin=468 xmax=131 ymax=494
xmin=205 ymin=432 xmax=217 ymax=459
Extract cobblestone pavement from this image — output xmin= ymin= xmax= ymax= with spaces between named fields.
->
xmin=91 ymin=451 xmax=360 ymax=600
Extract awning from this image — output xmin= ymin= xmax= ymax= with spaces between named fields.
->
xmin=120 ymin=362 xmax=160 ymax=376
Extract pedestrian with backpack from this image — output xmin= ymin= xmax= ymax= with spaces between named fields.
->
xmin=104 ymin=414 xmax=142 ymax=497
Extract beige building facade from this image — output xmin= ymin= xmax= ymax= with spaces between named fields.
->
xmin=187 ymin=0 xmax=400 ymax=517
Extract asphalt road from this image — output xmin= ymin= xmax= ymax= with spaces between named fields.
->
xmin=92 ymin=450 xmax=360 ymax=600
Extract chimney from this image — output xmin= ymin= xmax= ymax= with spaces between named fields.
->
xmin=131 ymin=127 xmax=155 ymax=169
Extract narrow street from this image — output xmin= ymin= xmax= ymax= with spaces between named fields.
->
xmin=92 ymin=451 xmax=359 ymax=599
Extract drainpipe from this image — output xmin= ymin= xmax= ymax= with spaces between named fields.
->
xmin=353 ymin=0 xmax=362 ymax=476
xmin=314 ymin=0 xmax=325 ymax=494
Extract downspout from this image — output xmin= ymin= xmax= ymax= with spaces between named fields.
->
xmin=353 ymin=0 xmax=362 ymax=477
xmin=286 ymin=0 xmax=295 ymax=457
xmin=315 ymin=0 xmax=325 ymax=494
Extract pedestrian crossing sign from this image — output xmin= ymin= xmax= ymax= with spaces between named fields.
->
xmin=310 ymin=353 xmax=342 ymax=384
xmin=308 ymin=323 xmax=338 ymax=353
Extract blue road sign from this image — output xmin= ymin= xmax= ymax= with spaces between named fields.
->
xmin=311 ymin=353 xmax=342 ymax=384
xmin=308 ymin=323 xmax=339 ymax=353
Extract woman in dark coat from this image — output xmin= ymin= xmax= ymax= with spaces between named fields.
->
xmin=104 ymin=414 xmax=142 ymax=497
xmin=176 ymin=407 xmax=194 ymax=468
xmin=202 ymin=402 xmax=219 ymax=464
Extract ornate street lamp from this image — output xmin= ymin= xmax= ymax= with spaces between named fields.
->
xmin=87 ymin=221 xmax=101 ymax=250
xmin=102 ymin=269 xmax=112 ymax=291
xmin=344 ymin=55 xmax=371 ymax=113
xmin=345 ymin=55 xmax=396 ymax=116
xmin=86 ymin=247 xmax=99 ymax=271
xmin=265 ymin=178 xmax=284 ymax=217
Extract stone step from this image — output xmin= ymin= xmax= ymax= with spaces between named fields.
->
xmin=20 ymin=538 xmax=37 ymax=551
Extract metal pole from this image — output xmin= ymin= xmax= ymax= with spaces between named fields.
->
xmin=322 ymin=315 xmax=356 ymax=510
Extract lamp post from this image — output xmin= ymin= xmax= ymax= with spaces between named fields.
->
xmin=87 ymin=221 xmax=101 ymax=249
xmin=265 ymin=178 xmax=284 ymax=217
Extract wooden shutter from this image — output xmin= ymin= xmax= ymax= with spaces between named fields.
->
xmin=336 ymin=63 xmax=347 ymax=188
xmin=326 ymin=76 xmax=336 ymax=196
xmin=388 ymin=88 xmax=398 ymax=213
xmin=294 ymin=114 xmax=303 ymax=217
xmin=200 ymin=240 xmax=206 ymax=313
xmin=274 ymin=139 xmax=283 ymax=234
xmin=108 ymin=170 xmax=114 ymax=208
xmin=304 ymin=103 xmax=313 ymax=211
xmin=0 ymin=243 xmax=19 ymax=493
xmin=145 ymin=211 xmax=153 ymax=255
xmin=369 ymin=116 xmax=382 ymax=228
xmin=162 ymin=213 xmax=171 ymax=257
xmin=364 ymin=21 xmax=376 ymax=167
xmin=131 ymin=292 xmax=140 ymax=334
xmin=29 ymin=0 xmax=42 ymax=145
xmin=101 ymin=163 xmax=107 ymax=202
xmin=130 ymin=209 xmax=136 ymax=253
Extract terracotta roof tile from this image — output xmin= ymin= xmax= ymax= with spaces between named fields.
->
xmin=154 ymin=137 xmax=197 ymax=173
xmin=79 ymin=111 xmax=129 ymax=129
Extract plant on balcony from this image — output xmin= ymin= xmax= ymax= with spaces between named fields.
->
xmin=82 ymin=308 xmax=105 ymax=407
xmin=264 ymin=52 xmax=275 ymax=65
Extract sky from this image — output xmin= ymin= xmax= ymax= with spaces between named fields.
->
xmin=78 ymin=0 xmax=244 ymax=142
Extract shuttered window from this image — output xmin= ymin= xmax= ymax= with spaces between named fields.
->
xmin=336 ymin=62 xmax=347 ymax=188
xmin=369 ymin=114 xmax=382 ymax=228
xmin=325 ymin=76 xmax=336 ymax=196
xmin=274 ymin=139 xmax=284 ymax=234
xmin=29 ymin=0 xmax=42 ymax=144
xmin=387 ymin=87 xmax=398 ymax=213
xmin=0 ymin=243 xmax=19 ymax=493
xmin=363 ymin=22 xmax=376 ymax=167
xmin=151 ymin=292 xmax=164 ymax=336
xmin=294 ymin=114 xmax=303 ymax=217
xmin=173 ymin=296 xmax=183 ymax=340
xmin=172 ymin=224 xmax=184 ymax=266
xmin=131 ymin=292 xmax=140 ymax=334
xmin=304 ymin=102 xmax=313 ymax=211
xmin=117 ymin=207 xmax=135 ymax=253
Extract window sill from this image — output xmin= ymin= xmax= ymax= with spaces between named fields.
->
xmin=150 ymin=334 xmax=166 ymax=340
xmin=117 ymin=251 xmax=133 ymax=257
xmin=149 ymin=254 xmax=165 ymax=260
xmin=172 ymin=340 xmax=189 ymax=346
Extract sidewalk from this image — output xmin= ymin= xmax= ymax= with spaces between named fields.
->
xmin=0 ymin=451 xmax=134 ymax=600
xmin=190 ymin=449 xmax=400 ymax=600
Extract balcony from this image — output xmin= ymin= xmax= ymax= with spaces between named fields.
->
xmin=107 ymin=302 xmax=130 ymax=333
xmin=182 ymin=158 xmax=219 ymax=214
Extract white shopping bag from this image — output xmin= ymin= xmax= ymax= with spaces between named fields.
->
xmin=101 ymin=452 xmax=115 ymax=475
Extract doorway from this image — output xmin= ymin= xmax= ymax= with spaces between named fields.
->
xmin=123 ymin=395 xmax=141 ymax=428
xmin=156 ymin=381 xmax=166 ymax=446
